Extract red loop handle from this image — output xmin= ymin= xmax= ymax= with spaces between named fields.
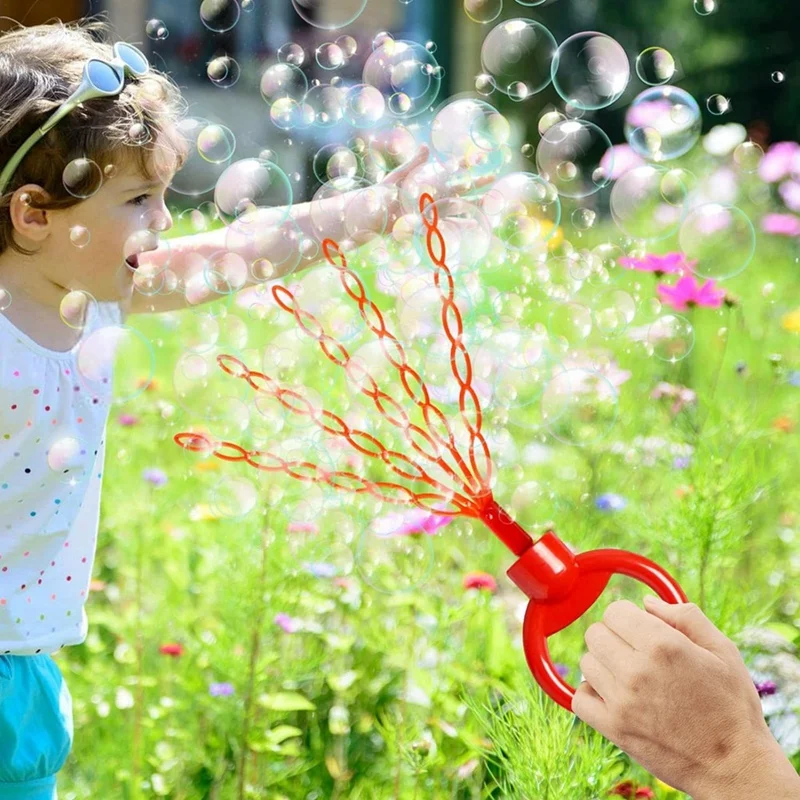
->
xmin=519 ymin=546 xmax=689 ymax=712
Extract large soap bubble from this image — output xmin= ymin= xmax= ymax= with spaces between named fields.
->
xmin=291 ymin=0 xmax=367 ymax=30
xmin=481 ymin=172 xmax=561 ymax=249
xmin=625 ymin=86 xmax=702 ymax=161
xmin=536 ymin=119 xmax=612 ymax=198
xmin=610 ymin=164 xmax=690 ymax=241
xmin=551 ymin=32 xmax=630 ymax=110
xmin=679 ymin=204 xmax=756 ymax=280
xmin=363 ymin=40 xmax=442 ymax=119
xmin=480 ymin=19 xmax=558 ymax=100
xmin=213 ymin=158 xmax=293 ymax=226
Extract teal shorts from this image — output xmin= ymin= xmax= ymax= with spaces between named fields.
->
xmin=0 ymin=654 xmax=73 ymax=799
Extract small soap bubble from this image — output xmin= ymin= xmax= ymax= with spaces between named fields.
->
xmin=635 ymin=47 xmax=675 ymax=85
xmin=200 ymin=0 xmax=241 ymax=33
xmin=732 ymin=141 xmax=763 ymax=173
xmin=475 ymin=73 xmax=496 ymax=95
xmin=771 ymin=71 xmax=785 ymax=84
xmin=693 ymin=0 xmax=718 ymax=13
xmin=69 ymin=225 xmax=91 ymax=249
xmin=278 ymin=42 xmax=305 ymax=66
xmin=706 ymin=94 xmax=731 ymax=115
xmin=145 ymin=18 xmax=169 ymax=40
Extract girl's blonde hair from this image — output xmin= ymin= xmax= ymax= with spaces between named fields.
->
xmin=0 ymin=14 xmax=189 ymax=257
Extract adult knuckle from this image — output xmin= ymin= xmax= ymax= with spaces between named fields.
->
xmin=626 ymin=667 xmax=648 ymax=695
xmin=652 ymin=639 xmax=680 ymax=664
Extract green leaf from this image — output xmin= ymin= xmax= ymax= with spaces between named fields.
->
xmin=765 ymin=622 xmax=799 ymax=644
xmin=256 ymin=692 xmax=316 ymax=712
xmin=266 ymin=725 xmax=303 ymax=745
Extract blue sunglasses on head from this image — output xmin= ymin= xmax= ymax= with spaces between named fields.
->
xmin=0 ymin=41 xmax=150 ymax=195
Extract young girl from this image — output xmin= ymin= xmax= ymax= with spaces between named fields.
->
xmin=0 ymin=14 xmax=797 ymax=800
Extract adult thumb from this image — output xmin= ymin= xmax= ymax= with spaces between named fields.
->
xmin=644 ymin=596 xmax=728 ymax=655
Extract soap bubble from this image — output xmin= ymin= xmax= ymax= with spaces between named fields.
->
xmin=551 ymin=32 xmax=630 ymax=110
xmin=305 ymin=83 xmax=347 ymax=127
xmin=679 ymin=204 xmax=755 ymax=280
xmin=771 ymin=71 xmax=785 ymax=84
xmin=200 ymin=0 xmax=240 ymax=33
xmin=343 ymin=84 xmax=386 ymax=127
xmin=548 ymin=302 xmax=592 ymax=344
xmin=213 ymin=158 xmax=293 ymax=226
xmin=356 ymin=524 xmax=435 ymax=594
xmin=311 ymin=176 xmax=393 ymax=244
xmin=541 ymin=368 xmax=619 ymax=446
xmin=278 ymin=42 xmax=305 ymax=66
xmin=481 ymin=172 xmax=561 ymax=248
xmin=625 ymin=86 xmax=702 ymax=161
xmin=415 ymin=197 xmax=492 ymax=268
xmin=635 ymin=47 xmax=676 ymax=85
xmin=733 ymin=141 xmax=763 ymax=172
xmin=706 ymin=94 xmax=732 ymax=115
xmin=430 ymin=98 xmax=508 ymax=175
xmin=610 ymin=164 xmax=689 ymax=241
xmin=363 ymin=39 xmax=442 ymax=119
xmin=592 ymin=289 xmax=636 ymax=337
xmin=207 ymin=55 xmax=240 ymax=89
xmin=313 ymin=145 xmax=360 ymax=183
xmin=63 ymin=158 xmax=103 ymax=199
xmin=60 ymin=290 xmax=95 ymax=330
xmin=170 ymin=117 xmax=232 ymax=196
xmin=647 ymin=314 xmax=694 ymax=361
xmin=481 ymin=19 xmax=557 ymax=99
xmin=145 ymin=19 xmax=168 ymax=40
xmin=536 ymin=118 xmax=612 ymax=198
xmin=693 ymin=0 xmax=718 ymax=14
xmin=260 ymin=63 xmax=308 ymax=103
xmin=291 ymin=0 xmax=368 ymax=29
xmin=464 ymin=0 xmax=504 ymax=24
xmin=196 ymin=123 xmax=236 ymax=164
xmin=316 ymin=42 xmax=346 ymax=70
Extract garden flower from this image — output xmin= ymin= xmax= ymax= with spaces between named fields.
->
xmin=117 ymin=413 xmax=139 ymax=426
xmin=89 ymin=579 xmax=106 ymax=592
xmin=372 ymin=507 xmax=451 ymax=537
xmin=657 ymin=275 xmax=725 ymax=311
xmin=188 ymin=503 xmax=223 ymax=522
xmin=142 ymin=467 xmax=168 ymax=487
xmin=274 ymin=613 xmax=300 ymax=633
xmin=456 ymin=758 xmax=479 ymax=779
xmin=788 ymin=371 xmax=800 ymax=387
xmin=772 ymin=416 xmax=795 ymax=433
xmin=463 ymin=571 xmax=497 ymax=592
xmin=779 ymin=179 xmax=800 ymax=212
xmin=650 ymin=381 xmax=697 ymax=415
xmin=758 ymin=140 xmax=800 ymax=183
xmin=595 ymin=493 xmax=627 ymax=512
xmin=159 ymin=643 xmax=184 ymax=657
xmin=756 ymin=679 xmax=778 ymax=697
xmin=135 ymin=376 xmax=160 ymax=392
xmin=303 ymin=562 xmax=338 ymax=578
xmin=673 ymin=455 xmax=691 ymax=469
xmin=288 ymin=521 xmax=319 ymax=534
xmin=618 ymin=251 xmax=694 ymax=276
xmin=782 ymin=309 xmax=800 ymax=333
xmin=209 ymin=682 xmax=235 ymax=696
xmin=761 ymin=213 xmax=800 ymax=237
xmin=560 ymin=353 xmax=631 ymax=394
xmin=702 ymin=122 xmax=747 ymax=156
xmin=599 ymin=144 xmax=645 ymax=181
xmin=609 ymin=781 xmax=655 ymax=799
xmin=555 ymin=663 xmax=569 ymax=678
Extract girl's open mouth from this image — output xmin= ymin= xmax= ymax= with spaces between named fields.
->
xmin=125 ymin=254 xmax=139 ymax=270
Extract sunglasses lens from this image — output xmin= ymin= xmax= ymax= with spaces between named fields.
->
xmin=118 ymin=43 xmax=148 ymax=75
xmin=87 ymin=60 xmax=122 ymax=93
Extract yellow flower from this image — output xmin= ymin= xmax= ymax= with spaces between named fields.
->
xmin=782 ymin=308 xmax=800 ymax=333
xmin=540 ymin=220 xmax=564 ymax=251
xmin=188 ymin=503 xmax=222 ymax=522
xmin=194 ymin=459 xmax=220 ymax=472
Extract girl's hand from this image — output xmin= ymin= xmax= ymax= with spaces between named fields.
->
xmin=572 ymin=596 xmax=775 ymax=797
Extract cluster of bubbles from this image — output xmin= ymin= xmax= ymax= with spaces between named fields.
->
xmin=19 ymin=0 xmax=772 ymax=588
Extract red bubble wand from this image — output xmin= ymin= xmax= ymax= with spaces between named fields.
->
xmin=174 ymin=192 xmax=689 ymax=712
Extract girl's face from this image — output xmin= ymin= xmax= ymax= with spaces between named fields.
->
xmin=43 ymin=157 xmax=175 ymax=302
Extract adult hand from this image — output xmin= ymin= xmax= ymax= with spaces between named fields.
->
xmin=572 ymin=596 xmax=775 ymax=797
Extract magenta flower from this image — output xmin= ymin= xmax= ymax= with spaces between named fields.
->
xmin=755 ymin=679 xmax=778 ymax=697
xmin=758 ymin=141 xmax=800 ymax=183
xmin=372 ymin=507 xmax=452 ymax=538
xmin=274 ymin=613 xmax=299 ymax=634
xmin=761 ymin=213 xmax=800 ymax=237
xmin=142 ymin=467 xmax=168 ymax=486
xmin=657 ymin=275 xmax=725 ymax=311
xmin=118 ymin=413 xmax=139 ymax=426
xmin=209 ymin=682 xmax=235 ymax=697
xmin=779 ymin=180 xmax=800 ymax=212
xmin=619 ymin=251 xmax=694 ymax=276
xmin=625 ymin=99 xmax=672 ymax=128
xmin=599 ymin=144 xmax=645 ymax=181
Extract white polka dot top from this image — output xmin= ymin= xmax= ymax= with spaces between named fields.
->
xmin=0 ymin=300 xmax=122 ymax=655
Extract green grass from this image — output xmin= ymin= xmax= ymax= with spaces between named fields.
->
xmin=55 ymin=162 xmax=800 ymax=799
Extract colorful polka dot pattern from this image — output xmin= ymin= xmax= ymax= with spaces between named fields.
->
xmin=0 ymin=302 xmax=122 ymax=655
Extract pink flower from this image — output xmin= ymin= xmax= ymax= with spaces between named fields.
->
xmin=625 ymin=99 xmax=672 ymax=128
xmin=463 ymin=571 xmax=497 ymax=592
xmin=599 ymin=144 xmax=645 ymax=181
xmin=287 ymin=521 xmax=319 ymax=534
xmin=650 ymin=381 xmax=697 ymax=414
xmin=372 ymin=507 xmax=452 ymax=537
xmin=657 ymin=275 xmax=725 ymax=311
xmin=159 ymin=643 xmax=184 ymax=657
xmin=274 ymin=613 xmax=299 ymax=633
xmin=117 ymin=413 xmax=139 ymax=426
xmin=619 ymin=251 xmax=694 ymax=276
xmin=779 ymin=179 xmax=800 ymax=212
xmin=761 ymin=213 xmax=800 ymax=237
xmin=758 ymin=141 xmax=800 ymax=183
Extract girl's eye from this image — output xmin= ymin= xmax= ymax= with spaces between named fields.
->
xmin=129 ymin=194 xmax=151 ymax=206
